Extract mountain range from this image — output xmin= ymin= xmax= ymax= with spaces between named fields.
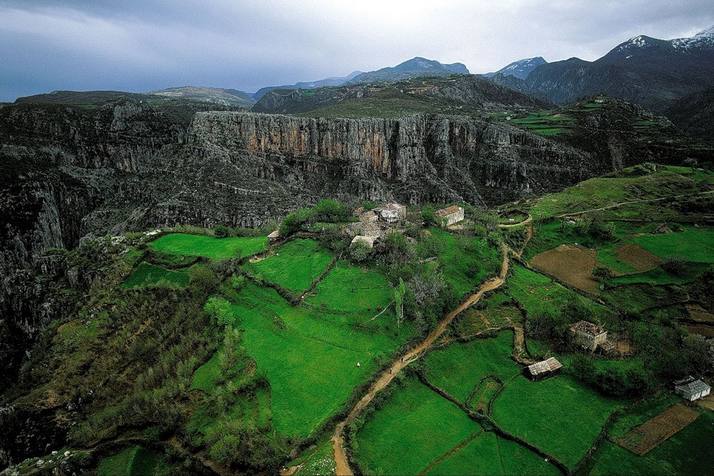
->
xmin=490 ymin=26 xmax=714 ymax=112
xmin=483 ymin=57 xmax=547 ymax=80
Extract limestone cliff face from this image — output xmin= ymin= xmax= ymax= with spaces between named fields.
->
xmin=188 ymin=111 xmax=593 ymax=204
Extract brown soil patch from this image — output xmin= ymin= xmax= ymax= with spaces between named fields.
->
xmin=531 ymin=244 xmax=599 ymax=294
xmin=686 ymin=304 xmax=714 ymax=324
xmin=685 ymin=323 xmax=714 ymax=338
xmin=615 ymin=244 xmax=661 ymax=272
xmin=617 ymin=404 xmax=699 ymax=455
xmin=615 ymin=339 xmax=634 ymax=356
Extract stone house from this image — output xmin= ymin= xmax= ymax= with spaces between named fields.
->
xmin=525 ymin=357 xmax=563 ymax=380
xmin=674 ymin=376 xmax=711 ymax=401
xmin=435 ymin=205 xmax=465 ymax=227
xmin=375 ymin=203 xmax=407 ymax=224
xmin=570 ymin=320 xmax=608 ymax=352
xmin=351 ymin=235 xmax=377 ymax=249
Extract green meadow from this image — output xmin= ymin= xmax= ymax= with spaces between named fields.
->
xmin=244 ymin=238 xmax=333 ymax=293
xmin=149 ymin=233 xmax=267 ymax=260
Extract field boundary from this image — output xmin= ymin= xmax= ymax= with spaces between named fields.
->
xmin=616 ymin=404 xmax=700 ymax=455
xmin=417 ymin=373 xmax=569 ymax=475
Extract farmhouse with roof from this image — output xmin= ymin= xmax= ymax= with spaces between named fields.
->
xmin=435 ymin=205 xmax=465 ymax=227
xmin=674 ymin=376 xmax=711 ymax=401
xmin=570 ymin=320 xmax=608 ymax=352
xmin=525 ymin=357 xmax=563 ymax=380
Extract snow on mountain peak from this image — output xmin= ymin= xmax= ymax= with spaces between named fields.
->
xmin=694 ymin=25 xmax=714 ymax=38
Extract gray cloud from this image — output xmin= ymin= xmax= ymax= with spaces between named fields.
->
xmin=1 ymin=0 xmax=713 ymax=101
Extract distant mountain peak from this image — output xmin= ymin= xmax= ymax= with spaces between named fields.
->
xmin=348 ymin=57 xmax=469 ymax=85
xmin=694 ymin=25 xmax=714 ymax=38
xmin=484 ymin=56 xmax=547 ymax=80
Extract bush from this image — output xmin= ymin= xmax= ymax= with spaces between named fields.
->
xmin=349 ymin=241 xmax=372 ymax=263
xmin=214 ymin=225 xmax=231 ymax=238
xmin=593 ymin=266 xmax=613 ymax=280
xmin=313 ymin=199 xmax=350 ymax=222
xmin=279 ymin=207 xmax=313 ymax=236
xmin=421 ymin=206 xmax=439 ymax=227
xmin=189 ymin=266 xmax=219 ymax=294
xmin=662 ymin=259 xmax=687 ymax=277
xmin=377 ymin=231 xmax=414 ymax=264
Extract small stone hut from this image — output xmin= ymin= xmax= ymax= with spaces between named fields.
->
xmin=569 ymin=321 xmax=608 ymax=352
xmin=435 ymin=205 xmax=465 ymax=227
xmin=525 ymin=357 xmax=563 ymax=380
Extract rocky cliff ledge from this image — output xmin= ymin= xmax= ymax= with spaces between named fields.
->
xmin=189 ymin=111 xmax=594 ymax=205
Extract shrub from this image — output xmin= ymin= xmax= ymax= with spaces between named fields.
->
xmin=279 ymin=207 xmax=313 ymax=236
xmin=592 ymin=266 xmax=613 ymax=280
xmin=349 ymin=241 xmax=372 ymax=263
xmin=421 ymin=206 xmax=439 ymax=227
xmin=214 ymin=225 xmax=231 ymax=238
xmin=662 ymin=259 xmax=687 ymax=277
xmin=189 ymin=266 xmax=219 ymax=294
xmin=313 ymin=199 xmax=350 ymax=222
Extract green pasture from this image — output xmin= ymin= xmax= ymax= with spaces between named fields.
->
xmin=352 ymin=377 xmax=478 ymax=475
xmin=423 ymin=331 xmax=520 ymax=403
xmin=506 ymin=265 xmax=610 ymax=319
xmin=245 ymin=239 xmax=333 ymax=293
xmin=149 ymin=233 xmax=266 ymax=260
xmin=492 ymin=375 xmax=621 ymax=468
xmin=591 ymin=412 xmax=714 ymax=476
xmin=305 ymin=260 xmax=393 ymax=315
xmin=97 ymin=445 xmax=160 ymax=476
xmin=122 ymin=262 xmax=190 ymax=288
xmin=425 ymin=430 xmax=560 ymax=476
xmin=227 ymin=283 xmax=411 ymax=439
xmin=417 ymin=228 xmax=500 ymax=299
xmin=633 ymin=228 xmax=714 ymax=263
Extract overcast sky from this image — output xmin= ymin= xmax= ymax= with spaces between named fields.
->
xmin=1 ymin=0 xmax=713 ymax=101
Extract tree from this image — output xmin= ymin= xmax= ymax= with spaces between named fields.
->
xmin=394 ymin=278 xmax=406 ymax=329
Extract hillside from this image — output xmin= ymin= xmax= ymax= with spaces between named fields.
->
xmin=665 ymin=87 xmax=714 ymax=141
xmin=150 ymin=86 xmax=255 ymax=107
xmin=1 ymin=164 xmax=712 ymax=475
xmin=253 ymin=74 xmax=546 ymax=117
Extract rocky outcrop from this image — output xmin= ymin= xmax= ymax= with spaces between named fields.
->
xmin=189 ymin=111 xmax=592 ymax=204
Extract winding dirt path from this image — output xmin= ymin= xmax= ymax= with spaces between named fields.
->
xmin=331 ymin=242 xmax=511 ymax=476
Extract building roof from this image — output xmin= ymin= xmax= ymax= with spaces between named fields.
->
xmin=570 ymin=320 xmax=606 ymax=337
xmin=675 ymin=378 xmax=710 ymax=395
xmin=527 ymin=357 xmax=562 ymax=376
xmin=435 ymin=205 xmax=463 ymax=217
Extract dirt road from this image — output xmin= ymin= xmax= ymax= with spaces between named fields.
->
xmin=331 ymin=243 xmax=510 ymax=475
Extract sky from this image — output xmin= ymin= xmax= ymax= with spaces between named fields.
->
xmin=1 ymin=0 xmax=713 ymax=101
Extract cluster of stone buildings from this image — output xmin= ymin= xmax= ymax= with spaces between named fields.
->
xmin=350 ymin=202 xmax=464 ymax=249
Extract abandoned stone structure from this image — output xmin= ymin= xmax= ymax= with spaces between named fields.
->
xmin=436 ymin=205 xmax=465 ymax=226
xmin=570 ymin=320 xmax=608 ymax=352
xmin=375 ymin=203 xmax=407 ymax=224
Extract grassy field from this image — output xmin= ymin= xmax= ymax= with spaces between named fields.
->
xmin=245 ymin=239 xmax=333 ymax=293
xmin=122 ymin=262 xmax=191 ymax=288
xmin=510 ymin=111 xmax=575 ymax=137
xmin=97 ymin=445 xmax=159 ymax=476
xmin=353 ymin=377 xmax=479 ymax=475
xmin=226 ymin=283 xmax=411 ymax=439
xmin=590 ymin=412 xmax=714 ymax=476
xmin=149 ymin=233 xmax=267 ymax=260
xmin=424 ymin=430 xmax=560 ymax=476
xmin=633 ymin=228 xmax=714 ymax=263
xmin=529 ymin=166 xmax=714 ymax=220
xmin=606 ymin=263 xmax=710 ymax=287
xmin=492 ymin=375 xmax=621 ymax=468
xmin=506 ymin=265 xmax=610 ymax=319
xmin=423 ymin=331 xmax=521 ymax=403
xmin=305 ymin=260 xmax=393 ymax=315
xmin=417 ymin=228 xmax=500 ymax=299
